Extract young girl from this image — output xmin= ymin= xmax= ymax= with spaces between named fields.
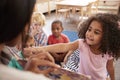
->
xmin=25 ymin=13 xmax=120 ymax=80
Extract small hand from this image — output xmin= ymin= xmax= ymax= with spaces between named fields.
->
xmin=63 ymin=51 xmax=73 ymax=64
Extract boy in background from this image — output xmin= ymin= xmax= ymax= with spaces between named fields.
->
xmin=48 ymin=20 xmax=72 ymax=66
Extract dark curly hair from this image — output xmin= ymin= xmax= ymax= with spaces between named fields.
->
xmin=78 ymin=13 xmax=120 ymax=59
xmin=51 ymin=20 xmax=63 ymax=29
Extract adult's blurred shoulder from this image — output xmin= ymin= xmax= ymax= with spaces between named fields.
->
xmin=0 ymin=64 xmax=51 ymax=80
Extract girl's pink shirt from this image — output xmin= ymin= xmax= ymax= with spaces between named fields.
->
xmin=78 ymin=39 xmax=113 ymax=80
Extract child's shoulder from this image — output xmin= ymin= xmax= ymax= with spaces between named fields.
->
xmin=48 ymin=34 xmax=54 ymax=40
xmin=61 ymin=33 xmax=70 ymax=40
xmin=61 ymin=33 xmax=68 ymax=37
xmin=48 ymin=34 xmax=53 ymax=37
xmin=78 ymin=39 xmax=85 ymax=43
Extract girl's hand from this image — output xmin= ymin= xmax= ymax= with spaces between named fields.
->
xmin=63 ymin=51 xmax=73 ymax=64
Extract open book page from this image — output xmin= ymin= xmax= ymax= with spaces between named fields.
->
xmin=46 ymin=68 xmax=91 ymax=80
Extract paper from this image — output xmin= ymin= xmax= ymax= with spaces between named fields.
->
xmin=46 ymin=68 xmax=91 ymax=80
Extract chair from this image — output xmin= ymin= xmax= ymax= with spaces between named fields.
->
xmin=87 ymin=0 xmax=120 ymax=15
xmin=56 ymin=5 xmax=71 ymax=19
xmin=77 ymin=0 xmax=99 ymax=19
xmin=36 ymin=0 xmax=51 ymax=15
xmin=86 ymin=0 xmax=99 ymax=17
xmin=97 ymin=0 xmax=120 ymax=14
xmin=55 ymin=0 xmax=71 ymax=18
xmin=57 ymin=8 xmax=71 ymax=18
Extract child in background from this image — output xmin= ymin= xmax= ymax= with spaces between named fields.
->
xmin=22 ymin=34 xmax=36 ymax=58
xmin=48 ymin=20 xmax=70 ymax=44
xmin=1 ymin=34 xmax=35 ymax=69
xmin=48 ymin=20 xmax=71 ymax=65
xmin=23 ymin=34 xmax=35 ymax=48
xmin=30 ymin=12 xmax=47 ymax=46
xmin=25 ymin=13 xmax=120 ymax=80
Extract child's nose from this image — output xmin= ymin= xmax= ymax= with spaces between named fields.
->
xmin=89 ymin=31 xmax=94 ymax=37
xmin=53 ymin=29 xmax=58 ymax=32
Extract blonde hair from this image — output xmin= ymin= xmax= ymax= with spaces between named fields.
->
xmin=31 ymin=12 xmax=46 ymax=26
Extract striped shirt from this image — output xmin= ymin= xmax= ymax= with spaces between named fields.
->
xmin=34 ymin=29 xmax=47 ymax=46
xmin=63 ymin=49 xmax=80 ymax=72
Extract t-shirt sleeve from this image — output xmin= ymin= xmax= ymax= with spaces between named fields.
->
xmin=47 ymin=35 xmax=52 ymax=45
xmin=64 ymin=36 xmax=70 ymax=43
xmin=78 ymin=39 xmax=84 ymax=49
xmin=108 ymin=55 xmax=113 ymax=60
xmin=62 ymin=34 xmax=70 ymax=43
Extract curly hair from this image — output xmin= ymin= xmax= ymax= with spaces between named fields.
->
xmin=51 ymin=20 xmax=63 ymax=29
xmin=78 ymin=13 xmax=120 ymax=59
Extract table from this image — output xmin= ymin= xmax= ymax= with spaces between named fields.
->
xmin=55 ymin=0 xmax=96 ymax=19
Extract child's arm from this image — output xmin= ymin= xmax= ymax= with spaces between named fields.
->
xmin=63 ymin=50 xmax=73 ymax=64
xmin=106 ymin=59 xmax=115 ymax=80
xmin=24 ymin=40 xmax=79 ymax=54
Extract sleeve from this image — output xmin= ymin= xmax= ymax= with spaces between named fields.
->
xmin=62 ymin=49 xmax=80 ymax=72
xmin=62 ymin=34 xmax=70 ymax=43
xmin=47 ymin=35 xmax=52 ymax=45
xmin=39 ymin=33 xmax=48 ymax=46
xmin=0 ymin=64 xmax=51 ymax=80
xmin=108 ymin=55 xmax=114 ymax=60
xmin=78 ymin=39 xmax=84 ymax=49
xmin=38 ymin=31 xmax=48 ymax=46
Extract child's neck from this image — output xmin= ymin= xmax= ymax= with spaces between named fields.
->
xmin=54 ymin=35 xmax=60 ymax=39
xmin=90 ymin=45 xmax=101 ymax=55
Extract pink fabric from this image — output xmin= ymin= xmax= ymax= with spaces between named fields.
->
xmin=78 ymin=39 xmax=113 ymax=80
xmin=48 ymin=33 xmax=70 ymax=44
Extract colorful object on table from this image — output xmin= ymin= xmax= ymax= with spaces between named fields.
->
xmin=46 ymin=68 xmax=91 ymax=80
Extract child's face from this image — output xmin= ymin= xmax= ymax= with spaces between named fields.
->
xmin=30 ymin=23 xmax=41 ymax=36
xmin=85 ymin=20 xmax=103 ymax=48
xmin=52 ymin=23 xmax=63 ymax=37
xmin=32 ymin=23 xmax=41 ymax=31
xmin=25 ymin=38 xmax=35 ymax=48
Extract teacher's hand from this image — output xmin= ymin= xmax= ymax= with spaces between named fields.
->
xmin=24 ymin=52 xmax=60 ymax=75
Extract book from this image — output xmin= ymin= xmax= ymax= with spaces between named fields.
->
xmin=46 ymin=68 xmax=91 ymax=80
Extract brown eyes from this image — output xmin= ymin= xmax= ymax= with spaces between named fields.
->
xmin=25 ymin=44 xmax=34 ymax=48
xmin=87 ymin=28 xmax=101 ymax=35
xmin=52 ymin=28 xmax=60 ymax=31
xmin=30 ymin=44 xmax=33 ymax=47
